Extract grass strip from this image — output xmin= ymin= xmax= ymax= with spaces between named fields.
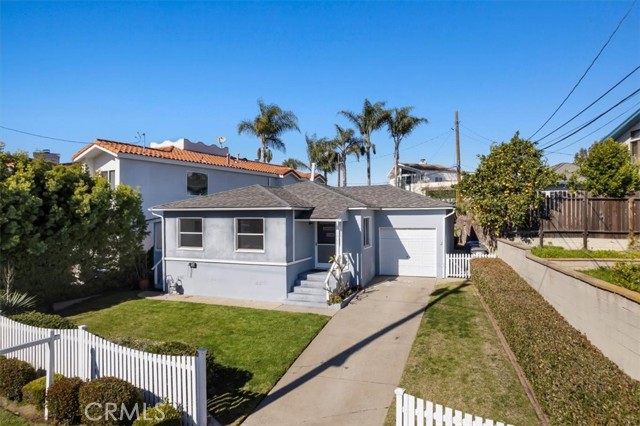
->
xmin=385 ymin=282 xmax=539 ymax=426
xmin=472 ymin=258 xmax=640 ymax=425
xmin=531 ymin=246 xmax=640 ymax=259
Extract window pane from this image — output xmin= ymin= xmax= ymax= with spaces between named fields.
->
xmin=154 ymin=222 xmax=163 ymax=250
xmin=363 ymin=218 xmax=370 ymax=246
xmin=180 ymin=233 xmax=202 ymax=248
xmin=238 ymin=235 xmax=263 ymax=250
xmin=187 ymin=172 xmax=208 ymax=196
xmin=317 ymin=244 xmax=335 ymax=263
xmin=180 ymin=218 xmax=202 ymax=233
xmin=238 ymin=219 xmax=263 ymax=234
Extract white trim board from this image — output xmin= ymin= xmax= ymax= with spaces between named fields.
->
xmin=163 ymin=257 xmax=313 ymax=267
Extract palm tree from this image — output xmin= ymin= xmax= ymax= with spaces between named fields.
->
xmin=282 ymin=158 xmax=309 ymax=170
xmin=237 ymin=99 xmax=300 ymax=163
xmin=387 ymin=107 xmax=428 ymax=187
xmin=339 ymin=99 xmax=390 ymax=185
xmin=332 ymin=124 xmax=363 ymax=187
xmin=305 ymin=133 xmax=337 ymax=181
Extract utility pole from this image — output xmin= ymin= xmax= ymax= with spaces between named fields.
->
xmin=455 ymin=111 xmax=461 ymax=206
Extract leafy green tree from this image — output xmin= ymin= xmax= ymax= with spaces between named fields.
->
xmin=569 ymin=138 xmax=640 ymax=197
xmin=386 ymin=107 xmax=428 ymax=187
xmin=457 ymin=133 xmax=558 ymax=246
xmin=332 ymin=125 xmax=363 ymax=187
xmin=237 ymin=99 xmax=300 ymax=163
xmin=0 ymin=149 xmax=147 ymax=303
xmin=339 ymin=99 xmax=390 ymax=185
xmin=281 ymin=158 xmax=309 ymax=170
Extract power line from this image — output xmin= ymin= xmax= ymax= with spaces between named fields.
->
xmin=540 ymin=87 xmax=640 ymax=150
xmin=528 ymin=0 xmax=638 ymax=139
xmin=459 ymin=130 xmax=493 ymax=146
xmin=460 ymin=123 xmax=497 ymax=143
xmin=0 ymin=125 xmax=90 ymax=145
xmin=347 ymin=129 xmax=453 ymax=164
xmin=546 ymin=100 xmax=640 ymax=154
xmin=535 ymin=64 xmax=640 ymax=142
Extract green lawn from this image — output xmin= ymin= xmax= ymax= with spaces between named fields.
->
xmin=384 ymin=283 xmax=539 ymax=426
xmin=581 ymin=267 xmax=640 ymax=293
xmin=63 ymin=291 xmax=329 ymax=424
xmin=531 ymin=245 xmax=640 ymax=259
xmin=0 ymin=409 xmax=46 ymax=426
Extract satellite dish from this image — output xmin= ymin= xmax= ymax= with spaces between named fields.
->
xmin=217 ymin=136 xmax=226 ymax=147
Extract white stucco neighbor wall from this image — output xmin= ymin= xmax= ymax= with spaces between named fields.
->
xmin=496 ymin=239 xmax=640 ymax=380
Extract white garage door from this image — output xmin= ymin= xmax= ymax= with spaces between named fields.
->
xmin=379 ymin=228 xmax=437 ymax=277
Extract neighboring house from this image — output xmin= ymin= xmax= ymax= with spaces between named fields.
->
xmin=543 ymin=162 xmax=579 ymax=194
xmin=72 ymin=138 xmax=323 ymax=288
xmin=150 ymin=182 xmax=455 ymax=306
xmin=388 ymin=160 xmax=458 ymax=194
xmin=604 ymin=107 xmax=640 ymax=163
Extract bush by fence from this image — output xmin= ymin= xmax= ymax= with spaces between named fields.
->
xmin=471 ymin=258 xmax=640 ymax=425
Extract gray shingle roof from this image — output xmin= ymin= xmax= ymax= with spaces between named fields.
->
xmin=152 ymin=185 xmax=312 ymax=210
xmin=151 ymin=182 xmax=453 ymax=218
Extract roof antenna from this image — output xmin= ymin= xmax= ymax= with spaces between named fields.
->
xmin=217 ymin=136 xmax=226 ymax=147
xmin=136 ymin=132 xmax=146 ymax=148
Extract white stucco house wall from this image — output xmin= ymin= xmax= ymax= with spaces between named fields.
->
xmin=72 ymin=138 xmax=322 ymax=288
xmin=388 ymin=160 xmax=458 ymax=194
xmin=150 ymin=182 xmax=455 ymax=307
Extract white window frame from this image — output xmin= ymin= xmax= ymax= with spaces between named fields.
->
xmin=235 ymin=217 xmax=265 ymax=253
xmin=363 ymin=217 xmax=371 ymax=248
xmin=99 ymin=170 xmax=116 ymax=189
xmin=186 ymin=171 xmax=208 ymax=196
xmin=177 ymin=217 xmax=204 ymax=250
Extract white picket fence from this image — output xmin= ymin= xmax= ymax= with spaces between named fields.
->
xmin=395 ymin=388 xmax=513 ymax=426
xmin=0 ymin=315 xmax=207 ymax=426
xmin=445 ymin=253 xmax=497 ymax=278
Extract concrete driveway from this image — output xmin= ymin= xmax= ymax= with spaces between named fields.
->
xmin=242 ymin=275 xmax=444 ymax=426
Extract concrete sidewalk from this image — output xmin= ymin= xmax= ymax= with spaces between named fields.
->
xmin=242 ymin=276 xmax=445 ymax=426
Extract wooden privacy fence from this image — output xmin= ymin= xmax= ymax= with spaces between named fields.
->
xmin=0 ymin=315 xmax=207 ymax=426
xmin=542 ymin=191 xmax=640 ymax=245
xmin=446 ymin=253 xmax=496 ymax=278
xmin=395 ymin=388 xmax=513 ymax=426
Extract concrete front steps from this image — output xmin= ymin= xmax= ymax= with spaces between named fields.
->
xmin=286 ymin=270 xmax=329 ymax=308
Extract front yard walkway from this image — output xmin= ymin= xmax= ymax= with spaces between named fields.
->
xmin=242 ymin=276 xmax=452 ymax=426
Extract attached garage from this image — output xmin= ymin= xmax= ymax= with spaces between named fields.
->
xmin=379 ymin=228 xmax=437 ymax=277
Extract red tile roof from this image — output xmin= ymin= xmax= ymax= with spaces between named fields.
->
xmin=73 ymin=139 xmax=301 ymax=177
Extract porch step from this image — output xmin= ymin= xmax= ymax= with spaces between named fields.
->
xmin=291 ymin=285 xmax=325 ymax=296
xmin=284 ymin=298 xmax=330 ymax=309
xmin=297 ymin=270 xmax=327 ymax=282
xmin=286 ymin=292 xmax=325 ymax=303
xmin=297 ymin=279 xmax=326 ymax=289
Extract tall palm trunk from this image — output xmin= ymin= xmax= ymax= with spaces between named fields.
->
xmin=394 ymin=141 xmax=400 ymax=187
xmin=343 ymin=162 xmax=348 ymax=187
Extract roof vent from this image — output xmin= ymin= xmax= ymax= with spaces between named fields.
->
xmin=419 ymin=159 xmax=427 ymax=164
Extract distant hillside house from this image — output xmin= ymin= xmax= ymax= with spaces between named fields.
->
xmin=72 ymin=138 xmax=323 ymax=289
xmin=604 ymin=107 xmax=640 ymax=163
xmin=388 ymin=160 xmax=458 ymax=194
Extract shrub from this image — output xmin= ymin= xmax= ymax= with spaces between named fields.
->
xmin=79 ymin=376 xmax=143 ymax=426
xmin=0 ymin=357 xmax=37 ymax=401
xmin=21 ymin=373 xmax=64 ymax=409
xmin=610 ymin=262 xmax=640 ymax=292
xmin=471 ymin=258 xmax=640 ymax=425
xmin=112 ymin=338 xmax=216 ymax=394
xmin=47 ymin=376 xmax=84 ymax=426
xmin=133 ymin=401 xmax=182 ymax=426
xmin=10 ymin=311 xmax=77 ymax=329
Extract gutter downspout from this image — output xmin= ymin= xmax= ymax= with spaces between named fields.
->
xmin=443 ymin=208 xmax=456 ymax=278
xmin=150 ymin=210 xmax=166 ymax=292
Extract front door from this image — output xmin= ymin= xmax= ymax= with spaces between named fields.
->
xmin=315 ymin=222 xmax=336 ymax=269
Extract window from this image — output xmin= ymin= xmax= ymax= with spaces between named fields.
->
xmin=99 ymin=170 xmax=116 ymax=189
xmin=236 ymin=218 xmax=264 ymax=251
xmin=178 ymin=218 xmax=203 ymax=249
xmin=363 ymin=217 xmax=371 ymax=247
xmin=154 ymin=221 xmax=163 ymax=251
xmin=187 ymin=172 xmax=208 ymax=196
xmin=435 ymin=176 xmax=444 ymax=183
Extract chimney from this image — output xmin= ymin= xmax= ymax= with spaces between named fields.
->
xmin=419 ymin=159 xmax=426 ymax=165
xmin=226 ymin=153 xmax=230 ymax=166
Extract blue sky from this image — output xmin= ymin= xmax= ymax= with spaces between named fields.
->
xmin=1 ymin=1 xmax=639 ymax=185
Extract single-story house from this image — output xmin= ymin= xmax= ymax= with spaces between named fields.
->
xmin=150 ymin=181 xmax=455 ymax=306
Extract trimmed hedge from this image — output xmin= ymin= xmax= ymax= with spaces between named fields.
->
xmin=133 ymin=402 xmax=182 ymax=426
xmin=0 ymin=357 xmax=37 ymax=401
xmin=10 ymin=311 xmax=77 ymax=329
xmin=79 ymin=376 xmax=143 ymax=426
xmin=471 ymin=258 xmax=640 ymax=425
xmin=47 ymin=376 xmax=84 ymax=426
xmin=21 ymin=373 xmax=64 ymax=409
